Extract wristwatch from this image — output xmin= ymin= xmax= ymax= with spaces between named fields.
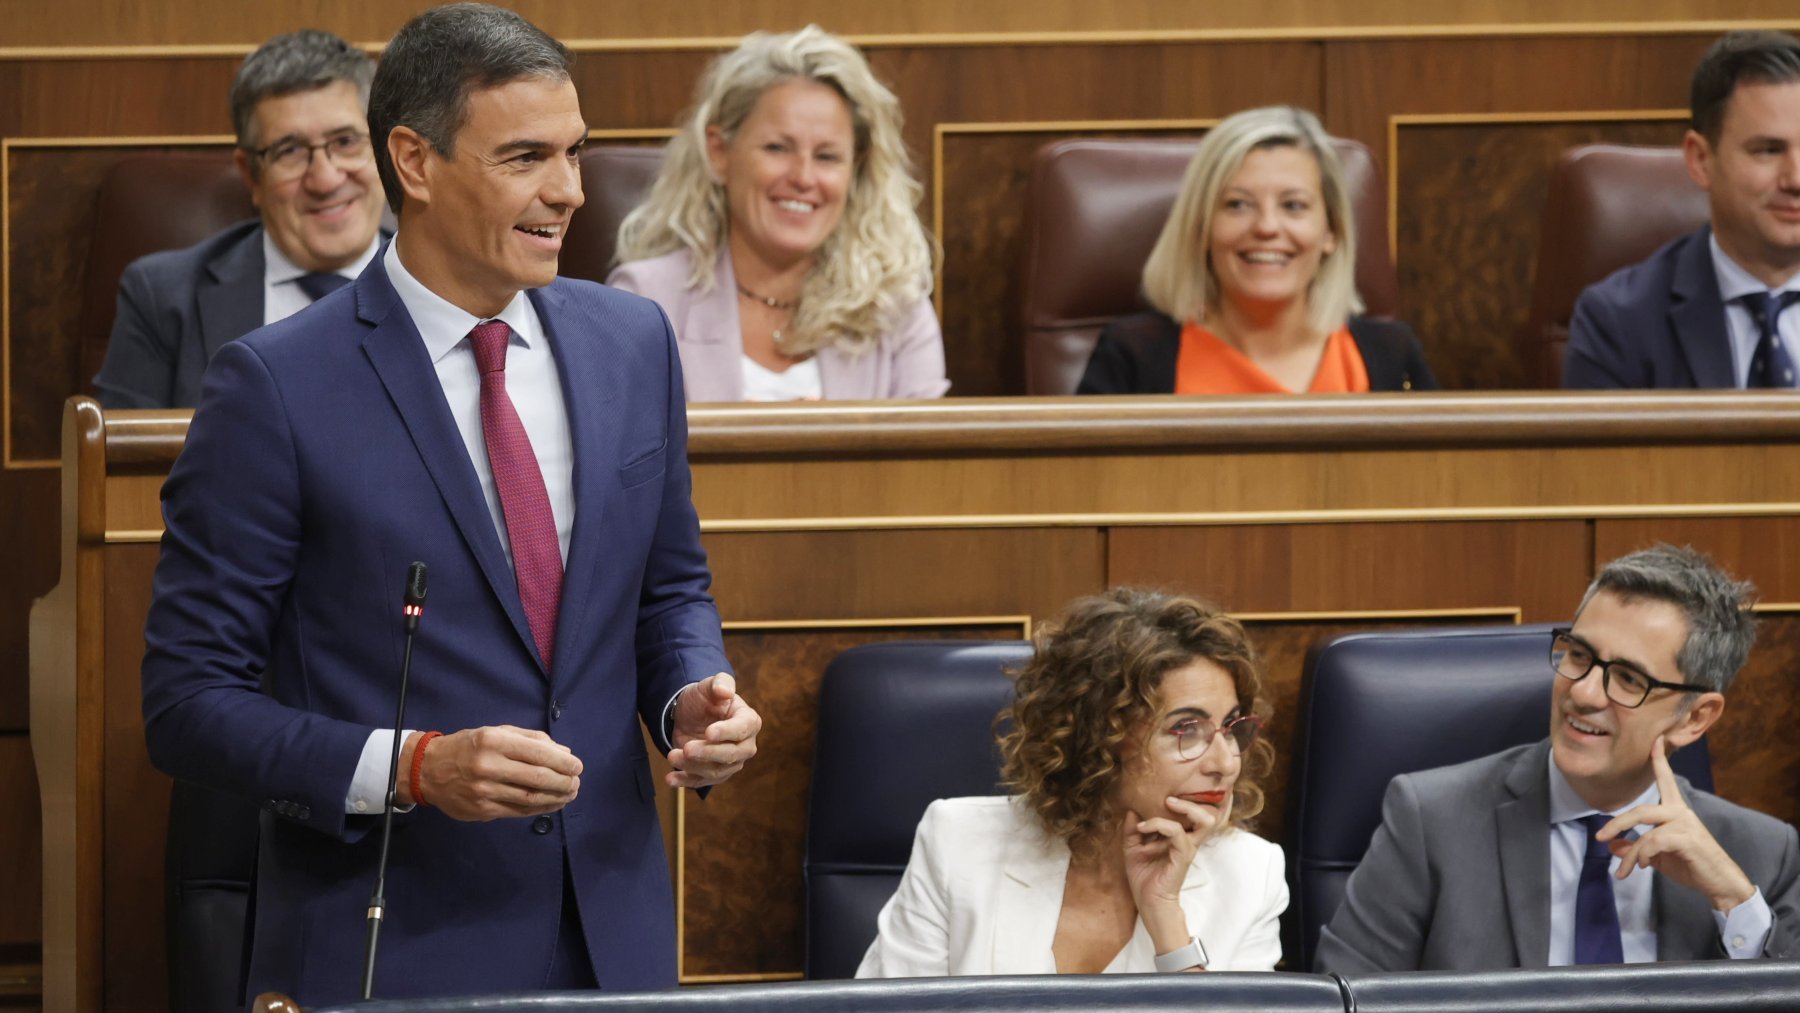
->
xmin=1153 ymin=935 xmax=1209 ymax=973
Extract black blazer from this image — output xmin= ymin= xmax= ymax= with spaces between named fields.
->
xmin=1077 ymin=311 xmax=1440 ymax=394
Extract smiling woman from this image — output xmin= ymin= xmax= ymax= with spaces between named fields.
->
xmin=608 ymin=26 xmax=948 ymax=402
xmin=856 ymin=588 xmax=1287 ymax=978
xmin=1078 ymin=106 xmax=1438 ymax=395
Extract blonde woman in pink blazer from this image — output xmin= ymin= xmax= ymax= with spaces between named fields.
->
xmin=609 ymin=27 xmax=947 ymax=402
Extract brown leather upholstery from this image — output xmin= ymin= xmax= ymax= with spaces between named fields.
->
xmin=561 ymin=144 xmax=666 ymax=284
xmin=1017 ymin=137 xmax=1397 ymax=396
xmin=1523 ymin=144 xmax=1708 ymax=387
xmin=78 ymin=151 xmax=255 ymax=394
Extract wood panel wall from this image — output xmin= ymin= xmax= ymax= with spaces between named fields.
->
xmin=9 ymin=8 xmax=1800 ymax=1006
xmin=33 ymin=395 xmax=1800 ymax=1008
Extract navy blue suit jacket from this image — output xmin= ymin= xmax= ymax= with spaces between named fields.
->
xmin=94 ymin=219 xmax=268 ymax=409
xmin=1564 ymin=226 xmax=1738 ymax=389
xmin=140 ymin=252 xmax=729 ymax=1002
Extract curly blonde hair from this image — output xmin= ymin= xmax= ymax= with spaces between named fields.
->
xmin=998 ymin=588 xmax=1275 ymax=859
xmin=614 ymin=25 xmax=934 ymax=357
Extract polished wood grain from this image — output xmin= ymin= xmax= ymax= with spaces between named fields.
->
xmin=0 ymin=468 xmax=57 ymax=729
xmin=1593 ymin=517 xmax=1800 ymax=600
xmin=7 ymin=0 xmax=1798 ymax=49
xmin=1395 ymin=118 xmax=1686 ymax=389
xmin=0 ymin=736 xmax=42 ymax=947
xmin=1709 ymin=613 xmax=1800 ymax=831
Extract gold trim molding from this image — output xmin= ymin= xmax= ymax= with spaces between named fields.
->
xmin=5 ymin=20 xmax=1800 ymax=61
xmin=1385 ymin=109 xmax=1687 ymax=259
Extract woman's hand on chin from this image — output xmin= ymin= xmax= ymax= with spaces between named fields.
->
xmin=1121 ymin=797 xmax=1218 ymax=951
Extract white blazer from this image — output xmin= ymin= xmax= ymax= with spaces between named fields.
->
xmin=856 ymin=796 xmax=1287 ymax=977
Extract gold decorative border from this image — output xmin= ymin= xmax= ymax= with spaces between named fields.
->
xmin=2 ymin=134 xmax=235 ymax=470
xmin=1385 ymin=108 xmax=1688 ymax=262
xmin=103 ymin=500 xmax=1800 ymax=543
xmin=1232 ymin=606 xmax=1522 ymax=623
xmin=674 ymin=612 xmax=1032 ymax=984
xmin=5 ymin=20 xmax=1799 ymax=60
xmin=930 ymin=118 xmax=1216 ymax=319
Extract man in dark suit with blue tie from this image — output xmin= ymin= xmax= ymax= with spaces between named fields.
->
xmin=1565 ymin=31 xmax=1800 ymax=389
xmin=94 ymin=29 xmax=388 ymax=409
xmin=140 ymin=3 xmax=762 ymax=1003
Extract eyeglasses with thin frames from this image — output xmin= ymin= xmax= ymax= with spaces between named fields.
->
xmin=243 ymin=130 xmax=372 ymax=182
xmin=1162 ymin=712 xmax=1263 ymax=761
xmin=1549 ymin=628 xmax=1709 ymax=708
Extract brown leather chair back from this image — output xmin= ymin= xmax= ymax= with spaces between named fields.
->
xmin=1017 ymin=137 xmax=1396 ymax=395
xmin=79 ymin=151 xmax=255 ymax=392
xmin=1523 ymin=144 xmax=1708 ymax=387
xmin=562 ymin=144 xmax=667 ymax=284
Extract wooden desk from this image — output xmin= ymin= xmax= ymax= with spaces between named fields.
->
xmin=32 ymin=392 xmax=1800 ymax=1009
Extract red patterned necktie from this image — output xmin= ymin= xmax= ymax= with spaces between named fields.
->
xmin=469 ymin=320 xmax=563 ymax=670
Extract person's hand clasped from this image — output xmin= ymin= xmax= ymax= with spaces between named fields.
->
xmin=1122 ymin=796 xmax=1221 ymax=965
xmin=1597 ymin=734 xmax=1757 ymax=912
xmin=667 ymin=672 xmax=763 ymax=789
xmin=405 ymin=724 xmax=582 ymax=822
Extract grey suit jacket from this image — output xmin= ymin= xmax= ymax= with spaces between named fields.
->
xmin=1316 ymin=740 xmax=1800 ymax=973
xmin=93 ymin=219 xmax=268 ymax=409
xmin=1563 ymin=226 xmax=1737 ymax=389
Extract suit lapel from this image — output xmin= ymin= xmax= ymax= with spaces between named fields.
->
xmin=534 ymin=282 xmax=612 ymax=674
xmin=678 ymin=249 xmax=745 ymax=402
xmin=1668 ymin=227 xmax=1737 ymax=388
xmin=1496 ymin=743 xmax=1553 ymax=968
xmin=356 ymin=256 xmax=539 ymax=669
xmin=197 ymin=226 xmax=266 ymax=359
xmin=992 ymin=826 xmax=1069 ymax=973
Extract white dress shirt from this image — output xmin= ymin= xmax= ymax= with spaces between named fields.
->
xmin=1546 ymin=752 xmax=1770 ymax=964
xmin=261 ymin=231 xmax=380 ymax=326
xmin=1709 ymin=234 xmax=1800 ymax=388
xmin=344 ymin=237 xmax=585 ymax=815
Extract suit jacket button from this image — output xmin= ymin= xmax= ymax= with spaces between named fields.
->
xmin=550 ymin=701 xmax=563 ymax=721
xmin=297 ymin=806 xmax=311 ymax=820
xmin=532 ymin=815 xmax=554 ymax=835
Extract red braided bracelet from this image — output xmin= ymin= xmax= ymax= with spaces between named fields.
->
xmin=410 ymin=731 xmax=443 ymax=807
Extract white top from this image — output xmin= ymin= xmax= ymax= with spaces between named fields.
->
xmin=740 ymin=354 xmax=824 ymax=401
xmin=856 ymin=795 xmax=1287 ymax=977
xmin=261 ymin=231 xmax=380 ymax=326
xmin=1708 ymin=233 xmax=1800 ymax=387
xmin=1545 ymin=750 xmax=1770 ymax=963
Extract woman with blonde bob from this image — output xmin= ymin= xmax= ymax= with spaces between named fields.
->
xmin=857 ymin=588 xmax=1286 ymax=977
xmin=610 ymin=26 xmax=946 ymax=401
xmin=1079 ymin=106 xmax=1436 ymax=394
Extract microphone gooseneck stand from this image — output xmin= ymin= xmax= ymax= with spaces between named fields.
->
xmin=362 ymin=561 xmax=429 ymax=999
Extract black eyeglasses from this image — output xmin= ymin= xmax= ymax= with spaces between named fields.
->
xmin=242 ymin=130 xmax=372 ymax=181
xmin=1549 ymin=628 xmax=1709 ymax=708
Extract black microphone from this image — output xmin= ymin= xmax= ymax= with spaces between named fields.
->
xmin=363 ymin=561 xmax=428 ymax=999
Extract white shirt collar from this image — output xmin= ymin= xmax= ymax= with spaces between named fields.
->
xmin=1709 ymin=232 xmax=1800 ymax=304
xmin=383 ymin=235 xmax=541 ymax=365
xmin=263 ymin=229 xmax=380 ymax=286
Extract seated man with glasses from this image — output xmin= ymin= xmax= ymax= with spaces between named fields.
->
xmin=1317 ymin=545 xmax=1800 ymax=973
xmin=858 ymin=588 xmax=1287 ymax=976
xmin=95 ymin=29 xmax=388 ymax=408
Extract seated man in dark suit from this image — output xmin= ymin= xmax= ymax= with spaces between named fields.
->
xmin=1565 ymin=31 xmax=1800 ymax=389
xmin=1318 ymin=545 xmax=1800 ymax=972
xmin=93 ymin=29 xmax=387 ymax=408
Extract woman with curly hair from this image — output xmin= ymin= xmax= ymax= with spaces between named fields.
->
xmin=609 ymin=26 xmax=947 ymax=401
xmin=857 ymin=588 xmax=1286 ymax=976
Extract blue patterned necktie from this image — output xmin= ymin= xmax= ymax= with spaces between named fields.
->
xmin=1573 ymin=812 xmax=1624 ymax=964
xmin=295 ymin=272 xmax=350 ymax=303
xmin=1741 ymin=290 xmax=1800 ymax=388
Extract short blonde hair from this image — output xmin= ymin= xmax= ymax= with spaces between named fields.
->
xmin=615 ymin=25 xmax=934 ymax=357
xmin=1141 ymin=105 xmax=1361 ymax=336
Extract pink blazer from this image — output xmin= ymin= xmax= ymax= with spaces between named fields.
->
xmin=608 ymin=247 xmax=950 ymax=402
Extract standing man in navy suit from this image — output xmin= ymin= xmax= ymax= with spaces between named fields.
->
xmin=95 ymin=29 xmax=388 ymax=408
xmin=140 ymin=3 xmax=761 ymax=1003
xmin=1565 ymin=31 xmax=1800 ymax=389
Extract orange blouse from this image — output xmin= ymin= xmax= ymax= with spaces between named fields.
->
xmin=1173 ymin=322 xmax=1370 ymax=394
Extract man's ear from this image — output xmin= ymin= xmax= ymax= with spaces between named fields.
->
xmin=1666 ymin=690 xmax=1725 ymax=748
xmin=233 ymin=148 xmax=261 ymax=207
xmin=1682 ymin=128 xmax=1714 ymax=193
xmin=388 ymin=126 xmax=433 ymax=208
